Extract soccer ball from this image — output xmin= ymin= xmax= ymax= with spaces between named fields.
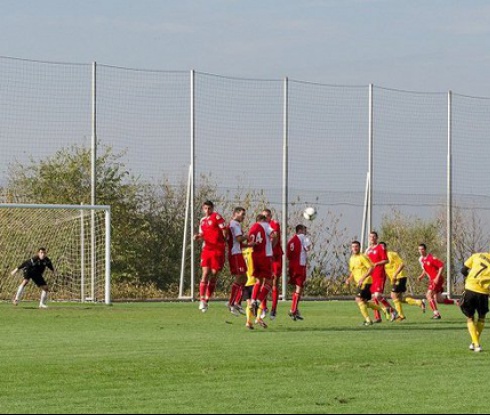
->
xmin=303 ymin=207 xmax=317 ymax=221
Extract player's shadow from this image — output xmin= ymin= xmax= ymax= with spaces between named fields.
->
xmin=267 ymin=322 xmax=465 ymax=333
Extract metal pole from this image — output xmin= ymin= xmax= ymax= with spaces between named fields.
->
xmin=105 ymin=208 xmax=111 ymax=305
xmin=447 ymin=90 xmax=453 ymax=297
xmin=282 ymin=77 xmax=289 ymax=301
xmin=190 ymin=70 xmax=196 ymax=301
xmin=91 ymin=61 xmax=97 ymax=301
xmin=361 ymin=172 xmax=370 ymax=251
xmin=179 ymin=165 xmax=192 ymax=299
xmin=368 ymin=84 xmax=374 ymax=234
xmin=80 ymin=206 xmax=85 ymax=303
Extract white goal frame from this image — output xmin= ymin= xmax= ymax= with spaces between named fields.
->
xmin=0 ymin=203 xmax=112 ymax=305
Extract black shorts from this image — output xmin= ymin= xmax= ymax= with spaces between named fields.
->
xmin=357 ymin=284 xmax=372 ymax=302
xmin=392 ymin=278 xmax=408 ymax=294
xmin=242 ymin=286 xmax=254 ymax=301
xmin=460 ymin=290 xmax=489 ymax=319
xmin=24 ymin=273 xmax=47 ymax=288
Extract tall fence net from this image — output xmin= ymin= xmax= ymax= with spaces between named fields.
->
xmin=1 ymin=55 xmax=489 ymax=299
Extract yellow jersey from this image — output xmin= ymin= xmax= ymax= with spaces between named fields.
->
xmin=464 ymin=253 xmax=490 ymax=295
xmin=385 ymin=251 xmax=407 ymax=282
xmin=242 ymin=248 xmax=256 ymax=287
xmin=349 ymin=254 xmax=373 ymax=288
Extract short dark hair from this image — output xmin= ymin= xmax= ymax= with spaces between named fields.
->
xmin=203 ymin=201 xmax=214 ymax=208
xmin=380 ymin=242 xmax=387 ymax=248
xmin=370 ymin=231 xmax=378 ymax=238
xmin=39 ymin=247 xmax=47 ymax=252
xmin=419 ymin=243 xmax=427 ymax=250
xmin=352 ymin=241 xmax=361 ymax=247
xmin=233 ymin=207 xmax=246 ymax=215
xmin=296 ymin=225 xmax=306 ymax=233
xmin=256 ymin=214 xmax=267 ymax=222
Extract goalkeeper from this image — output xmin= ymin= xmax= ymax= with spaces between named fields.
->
xmin=11 ymin=248 xmax=57 ymax=309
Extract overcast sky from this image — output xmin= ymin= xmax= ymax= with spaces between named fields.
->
xmin=1 ymin=0 xmax=490 ymax=95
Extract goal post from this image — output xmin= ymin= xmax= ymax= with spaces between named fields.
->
xmin=0 ymin=203 xmax=111 ymax=305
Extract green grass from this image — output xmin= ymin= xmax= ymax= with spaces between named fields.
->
xmin=0 ymin=301 xmax=485 ymax=414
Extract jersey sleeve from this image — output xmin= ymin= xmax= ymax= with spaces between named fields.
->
xmin=433 ymin=257 xmax=445 ymax=269
xmin=215 ymin=214 xmax=226 ymax=229
xmin=464 ymin=255 xmax=475 ymax=270
xmin=361 ymin=255 xmax=373 ymax=270
xmin=380 ymin=245 xmax=388 ymax=261
xmin=47 ymin=259 xmax=54 ymax=271
xmin=18 ymin=260 xmax=31 ymax=270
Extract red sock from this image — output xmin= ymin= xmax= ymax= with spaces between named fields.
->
xmin=261 ymin=299 xmax=268 ymax=311
xmin=443 ymin=299 xmax=456 ymax=305
xmin=292 ymin=292 xmax=300 ymax=313
xmin=252 ymin=282 xmax=261 ymax=302
xmin=380 ymin=297 xmax=392 ymax=310
xmin=373 ymin=299 xmax=381 ymax=320
xmin=234 ymin=285 xmax=244 ymax=306
xmin=206 ymin=279 xmax=217 ymax=300
xmin=430 ymin=299 xmax=438 ymax=311
xmin=272 ymin=287 xmax=279 ymax=312
xmin=229 ymin=283 xmax=240 ymax=306
xmin=258 ymin=284 xmax=272 ymax=304
xmin=199 ymin=282 xmax=208 ymax=301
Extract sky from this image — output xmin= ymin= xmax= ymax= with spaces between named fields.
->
xmin=1 ymin=0 xmax=490 ymax=96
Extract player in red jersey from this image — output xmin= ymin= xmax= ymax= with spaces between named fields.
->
xmin=287 ymin=225 xmax=312 ymax=321
xmin=262 ymin=209 xmax=283 ymax=320
xmin=227 ymin=207 xmax=248 ymax=316
xmin=366 ymin=231 xmax=397 ymax=322
xmin=194 ymin=201 xmax=228 ymax=313
xmin=248 ymin=214 xmax=278 ymax=328
xmin=417 ymin=244 xmax=457 ymax=320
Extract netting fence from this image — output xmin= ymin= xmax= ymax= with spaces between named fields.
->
xmin=1 ymin=55 xmax=490 ymax=300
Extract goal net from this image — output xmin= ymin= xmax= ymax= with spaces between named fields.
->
xmin=0 ymin=204 xmax=111 ymax=304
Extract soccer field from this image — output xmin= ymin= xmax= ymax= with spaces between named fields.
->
xmin=0 ymin=301 xmax=485 ymax=414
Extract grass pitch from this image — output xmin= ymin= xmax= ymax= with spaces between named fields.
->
xmin=0 ymin=301 xmax=485 ymax=414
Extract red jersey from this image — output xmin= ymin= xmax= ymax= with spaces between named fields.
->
xmin=249 ymin=222 xmax=274 ymax=258
xmin=420 ymin=254 xmax=444 ymax=280
xmin=199 ymin=212 xmax=227 ymax=252
xmin=270 ymin=220 xmax=284 ymax=258
xmin=366 ymin=244 xmax=388 ymax=280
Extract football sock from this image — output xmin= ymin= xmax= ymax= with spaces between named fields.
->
xmin=393 ymin=299 xmax=404 ymax=318
xmin=379 ymin=297 xmax=392 ymax=310
xmin=358 ymin=302 xmax=370 ymax=321
xmin=15 ymin=285 xmax=24 ymax=302
xmin=430 ymin=299 xmax=438 ymax=312
xmin=477 ymin=320 xmax=485 ymax=342
xmin=272 ymin=286 xmax=279 ymax=312
xmin=404 ymin=297 xmax=422 ymax=307
xmin=40 ymin=290 xmax=48 ymax=306
xmin=373 ymin=299 xmax=382 ymax=320
xmin=246 ymin=305 xmax=254 ymax=325
xmin=251 ymin=282 xmax=261 ymax=302
xmin=257 ymin=284 xmax=272 ymax=304
xmin=199 ymin=282 xmax=207 ymax=301
xmin=234 ymin=285 xmax=244 ymax=306
xmin=206 ymin=280 xmax=217 ymax=300
xmin=367 ymin=302 xmax=382 ymax=312
xmin=468 ymin=320 xmax=480 ymax=346
xmin=443 ymin=298 xmax=456 ymax=305
xmin=292 ymin=292 xmax=300 ymax=314
xmin=229 ymin=283 xmax=241 ymax=306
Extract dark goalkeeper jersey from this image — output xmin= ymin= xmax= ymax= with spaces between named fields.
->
xmin=18 ymin=256 xmax=54 ymax=277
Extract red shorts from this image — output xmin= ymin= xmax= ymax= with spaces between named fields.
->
xmin=289 ymin=265 xmax=307 ymax=288
xmin=252 ymin=254 xmax=273 ymax=279
xmin=429 ymin=278 xmax=444 ymax=293
xmin=229 ymin=254 xmax=247 ymax=276
xmin=272 ymin=256 xmax=283 ymax=278
xmin=370 ymin=276 xmax=386 ymax=294
xmin=201 ymin=249 xmax=225 ymax=272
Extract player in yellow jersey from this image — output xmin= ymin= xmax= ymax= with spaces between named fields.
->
xmin=346 ymin=241 xmax=384 ymax=326
xmin=242 ymin=247 xmax=261 ymax=330
xmin=460 ymin=252 xmax=490 ymax=353
xmin=380 ymin=243 xmax=426 ymax=321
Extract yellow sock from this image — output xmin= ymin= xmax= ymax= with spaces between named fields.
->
xmin=477 ymin=320 xmax=485 ymax=342
xmin=405 ymin=297 xmax=421 ymax=307
xmin=394 ymin=299 xmax=404 ymax=318
xmin=367 ymin=302 xmax=382 ymax=312
xmin=468 ymin=320 xmax=481 ymax=346
xmin=246 ymin=306 xmax=254 ymax=325
xmin=358 ymin=302 xmax=371 ymax=322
